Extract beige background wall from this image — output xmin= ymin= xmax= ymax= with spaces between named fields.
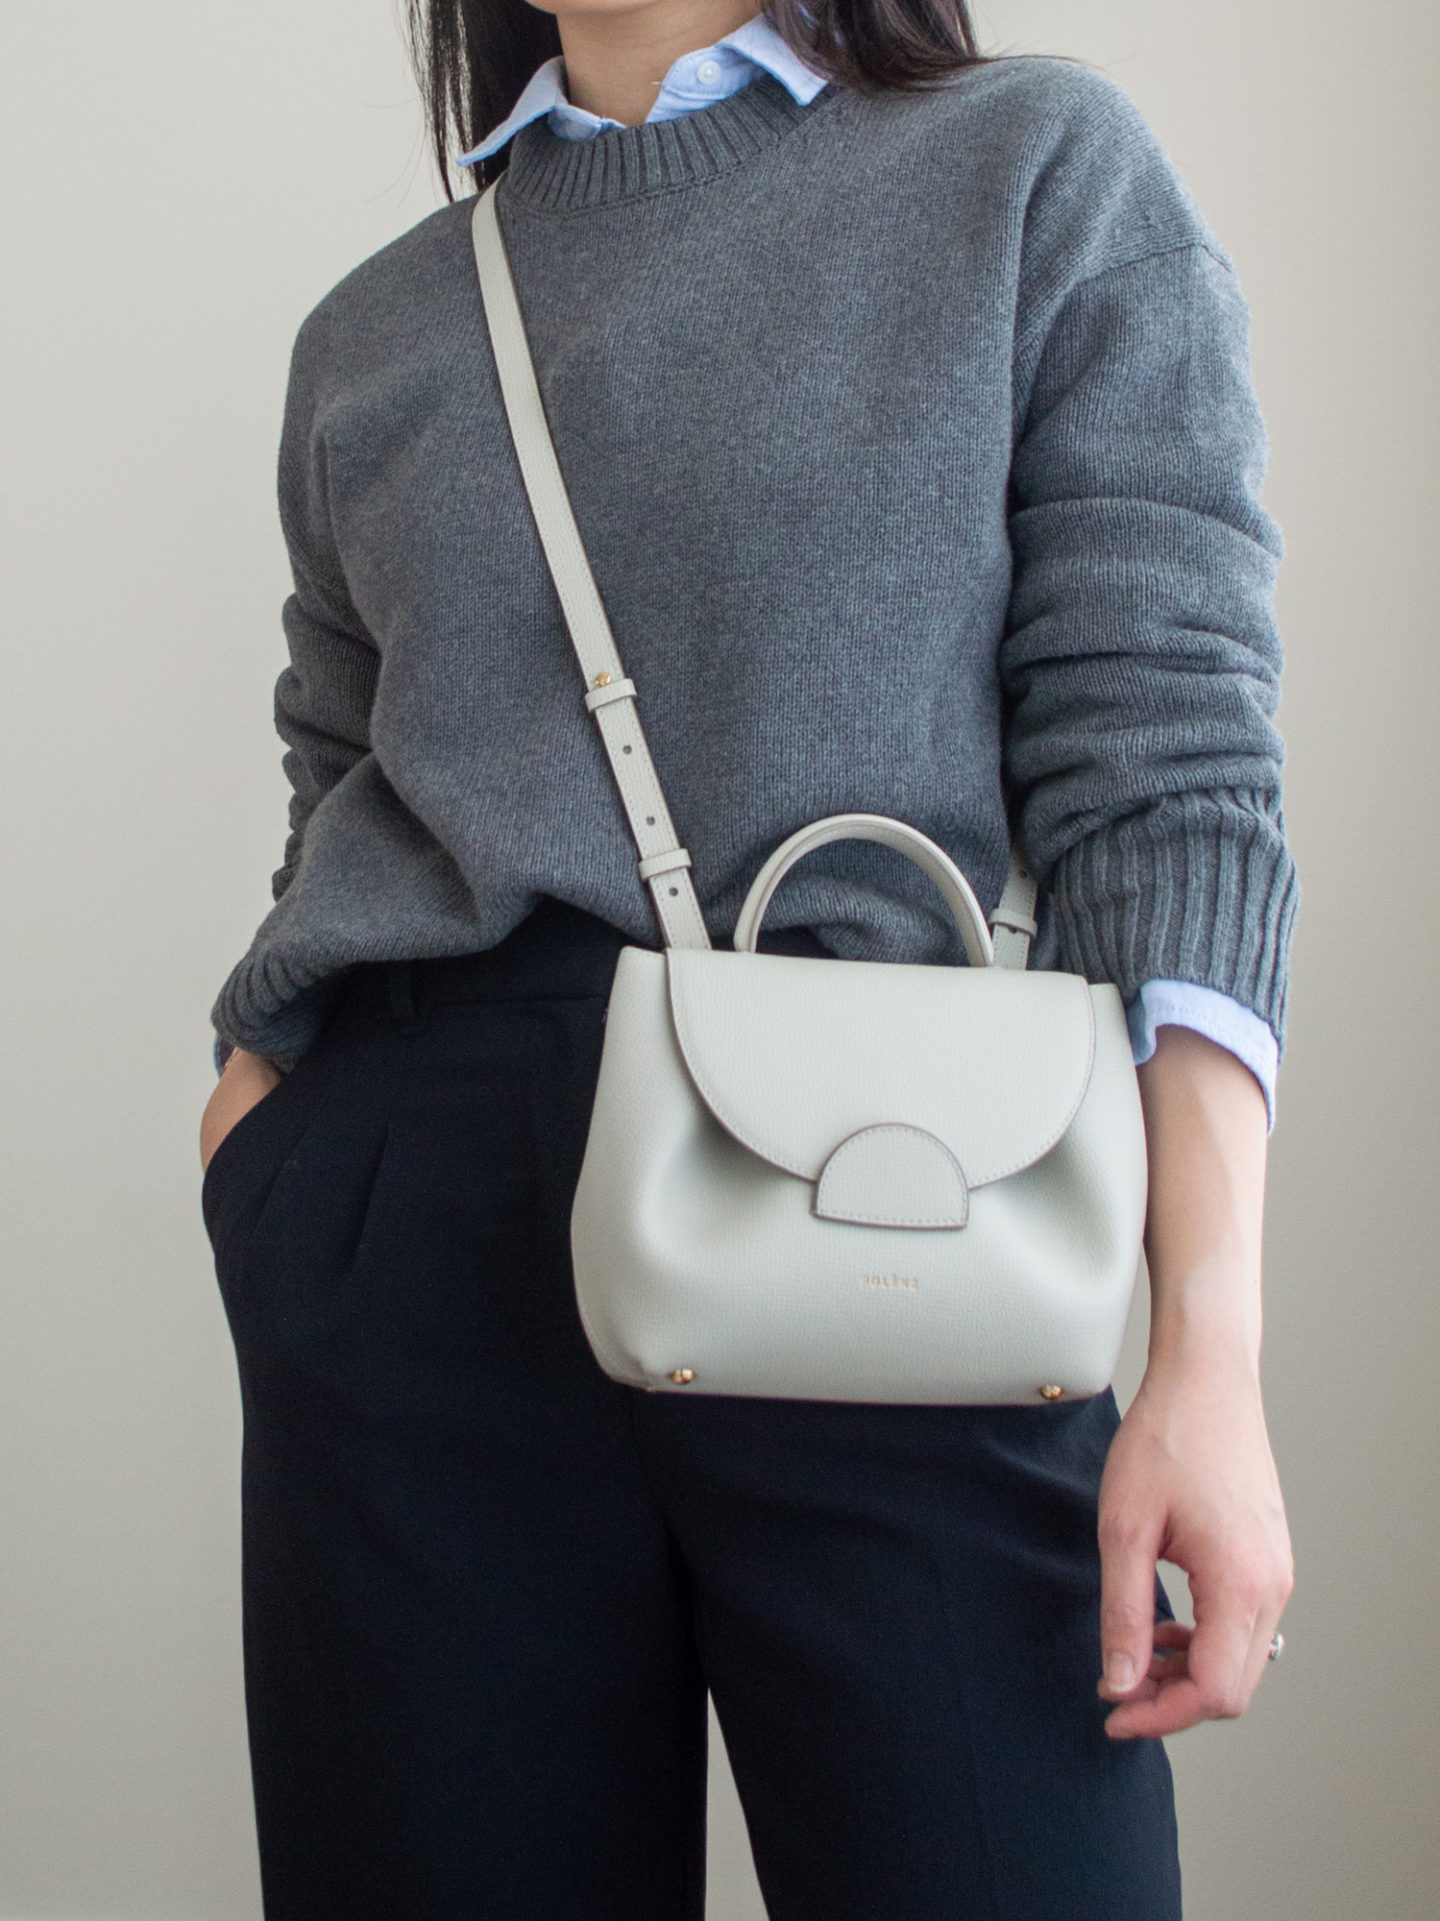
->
xmin=2 ymin=1 xmax=1435 ymax=1915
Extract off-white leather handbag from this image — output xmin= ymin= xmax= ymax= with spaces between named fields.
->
xmin=472 ymin=181 xmax=1148 ymax=1406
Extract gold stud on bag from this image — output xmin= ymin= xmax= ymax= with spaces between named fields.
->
xmin=471 ymin=181 xmax=1148 ymax=1406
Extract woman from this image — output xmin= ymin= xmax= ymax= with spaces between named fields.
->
xmin=200 ymin=2 xmax=1296 ymax=1915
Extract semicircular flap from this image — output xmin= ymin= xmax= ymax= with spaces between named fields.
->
xmin=666 ymin=948 xmax=1095 ymax=1190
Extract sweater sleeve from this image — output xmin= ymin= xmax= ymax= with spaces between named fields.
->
xmin=1001 ymin=238 xmax=1298 ymax=1047
xmin=269 ymin=558 xmax=380 ymax=904
xmin=208 ymin=317 xmax=380 ymax=1069
xmin=268 ymin=321 xmax=380 ymax=906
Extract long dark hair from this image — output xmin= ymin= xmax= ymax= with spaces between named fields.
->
xmin=405 ymin=1 xmax=985 ymax=198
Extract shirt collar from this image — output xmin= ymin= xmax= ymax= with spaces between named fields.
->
xmin=456 ymin=11 xmax=829 ymax=167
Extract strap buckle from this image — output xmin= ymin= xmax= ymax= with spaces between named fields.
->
xmin=584 ymin=676 xmax=637 ymax=713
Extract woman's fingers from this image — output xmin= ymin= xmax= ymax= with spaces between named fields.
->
xmin=1096 ymin=1511 xmax=1164 ymax=1704
xmin=1151 ymin=1619 xmax=1193 ymax=1652
xmin=1144 ymin=1620 xmax=1192 ymax=1683
xmin=1184 ymin=1564 xmax=1271 ymax=1721
xmin=1105 ymin=1674 xmax=1205 ymax=1739
xmin=1238 ymin=1589 xmax=1289 ymax=1708
xmin=1104 ymin=1569 xmax=1267 ymax=1739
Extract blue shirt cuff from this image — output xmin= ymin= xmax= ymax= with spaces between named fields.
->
xmin=1127 ymin=981 xmax=1278 ymax=1132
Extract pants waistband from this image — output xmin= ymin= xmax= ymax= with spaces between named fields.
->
xmin=345 ymin=895 xmax=833 ymax=1027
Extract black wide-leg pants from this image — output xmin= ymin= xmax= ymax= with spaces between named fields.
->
xmin=202 ymin=898 xmax=1181 ymax=1921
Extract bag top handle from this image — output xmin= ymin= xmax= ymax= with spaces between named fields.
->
xmin=469 ymin=180 xmax=1037 ymax=968
xmin=734 ymin=815 xmax=996 ymax=968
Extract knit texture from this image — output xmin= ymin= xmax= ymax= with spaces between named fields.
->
xmin=212 ymin=58 xmax=1298 ymax=1069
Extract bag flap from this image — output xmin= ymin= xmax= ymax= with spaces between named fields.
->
xmin=667 ymin=949 xmax=1096 ymax=1189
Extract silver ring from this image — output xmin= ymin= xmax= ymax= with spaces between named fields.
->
xmin=1267 ymin=1632 xmax=1285 ymax=1663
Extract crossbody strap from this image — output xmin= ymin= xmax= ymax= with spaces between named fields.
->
xmin=471 ymin=180 xmax=709 ymax=950
xmin=470 ymin=179 xmax=1036 ymax=967
xmin=989 ymin=854 xmax=1039 ymax=970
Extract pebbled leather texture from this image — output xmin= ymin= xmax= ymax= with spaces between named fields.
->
xmin=666 ymin=949 xmax=1096 ymax=1190
xmin=816 ymin=1125 xmax=972 ymax=1230
xmin=572 ymin=945 xmax=1147 ymax=1405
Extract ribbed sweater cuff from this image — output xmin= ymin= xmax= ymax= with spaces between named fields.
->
xmin=211 ymin=950 xmax=343 ymax=1075
xmin=1048 ymin=788 xmax=1299 ymax=1050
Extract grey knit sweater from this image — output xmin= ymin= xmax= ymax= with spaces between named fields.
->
xmin=211 ymin=56 xmax=1297 ymax=1071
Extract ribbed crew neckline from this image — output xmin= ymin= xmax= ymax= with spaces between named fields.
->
xmin=499 ymin=68 xmax=843 ymax=214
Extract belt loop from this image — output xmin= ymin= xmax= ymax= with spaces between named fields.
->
xmin=385 ymin=958 xmax=424 ymax=1036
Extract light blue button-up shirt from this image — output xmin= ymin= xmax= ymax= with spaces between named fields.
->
xmin=455 ymin=14 xmax=1280 ymax=1125
xmin=457 ymin=11 xmax=831 ymax=162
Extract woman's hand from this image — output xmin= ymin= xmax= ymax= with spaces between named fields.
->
xmin=200 ymin=1046 xmax=283 ymax=1173
xmin=1096 ymin=1339 xmax=1293 ymax=1738
xmin=1098 ymin=1024 xmax=1293 ymax=1740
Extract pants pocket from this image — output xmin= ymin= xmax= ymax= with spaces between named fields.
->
xmin=216 ymin=1025 xmax=405 ymax=1360
xmin=202 ymin=1049 xmax=330 ymax=1275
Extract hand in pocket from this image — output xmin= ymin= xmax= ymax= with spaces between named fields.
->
xmin=201 ymin=1048 xmax=285 ymax=1173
